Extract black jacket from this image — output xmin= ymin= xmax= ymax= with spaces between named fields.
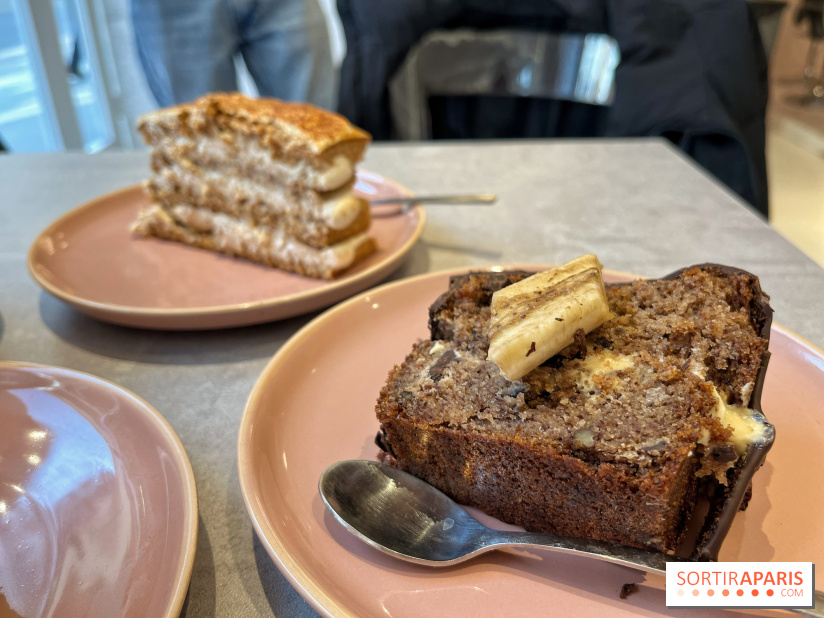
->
xmin=337 ymin=0 xmax=769 ymax=216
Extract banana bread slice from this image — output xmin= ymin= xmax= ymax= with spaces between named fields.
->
xmin=375 ymin=265 xmax=773 ymax=555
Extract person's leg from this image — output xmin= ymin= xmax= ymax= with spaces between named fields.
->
xmin=131 ymin=0 xmax=240 ymax=106
xmin=238 ymin=0 xmax=338 ymax=109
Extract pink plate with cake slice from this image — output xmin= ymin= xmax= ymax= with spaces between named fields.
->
xmin=27 ymin=171 xmax=424 ymax=330
xmin=238 ymin=265 xmax=824 ymax=618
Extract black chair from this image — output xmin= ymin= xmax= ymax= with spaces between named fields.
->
xmin=389 ymin=29 xmax=618 ymax=140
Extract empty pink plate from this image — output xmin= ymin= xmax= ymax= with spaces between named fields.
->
xmin=0 ymin=362 xmax=197 ymax=618
xmin=238 ymin=266 xmax=824 ymax=618
xmin=27 ymin=172 xmax=425 ymax=330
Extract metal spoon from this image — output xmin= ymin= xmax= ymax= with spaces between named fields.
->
xmin=369 ymin=193 xmax=497 ymax=214
xmin=370 ymin=194 xmax=497 ymax=206
xmin=320 ymin=460 xmax=824 ymax=616
xmin=320 ymin=459 xmax=684 ymax=570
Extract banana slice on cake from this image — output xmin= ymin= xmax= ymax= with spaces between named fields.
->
xmin=487 ymin=254 xmax=611 ymax=381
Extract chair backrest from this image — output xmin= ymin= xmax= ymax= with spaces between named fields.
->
xmin=749 ymin=0 xmax=786 ymax=57
xmin=389 ymin=28 xmax=619 ymax=140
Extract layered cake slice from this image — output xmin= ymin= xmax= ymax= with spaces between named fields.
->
xmin=131 ymin=93 xmax=375 ymax=279
xmin=376 ymin=258 xmax=774 ymax=556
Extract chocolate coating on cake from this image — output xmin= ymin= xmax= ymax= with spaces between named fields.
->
xmin=654 ymin=264 xmax=774 ymax=560
xmin=428 ymin=271 xmax=533 ymax=342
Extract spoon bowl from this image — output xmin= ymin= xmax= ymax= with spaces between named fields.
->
xmin=320 ymin=458 xmax=495 ymax=564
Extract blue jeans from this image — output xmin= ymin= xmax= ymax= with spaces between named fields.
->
xmin=131 ymin=0 xmax=337 ymax=110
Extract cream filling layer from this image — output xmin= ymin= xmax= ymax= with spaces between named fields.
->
xmin=152 ymin=164 xmax=361 ymax=230
xmin=162 ymin=135 xmax=354 ymax=191
xmin=169 ymin=204 xmax=370 ymax=271
xmin=707 ymin=385 xmax=767 ymax=455
xmin=572 ymin=348 xmax=634 ymax=392
xmin=689 ymin=354 xmax=766 ymax=456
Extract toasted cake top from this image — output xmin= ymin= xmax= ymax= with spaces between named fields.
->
xmin=138 ymin=93 xmax=372 ymax=161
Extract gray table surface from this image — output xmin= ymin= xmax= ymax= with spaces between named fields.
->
xmin=1 ymin=139 xmax=823 ymax=617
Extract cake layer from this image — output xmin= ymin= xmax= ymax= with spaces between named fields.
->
xmin=376 ymin=267 xmax=771 ymax=552
xmin=146 ymin=164 xmax=370 ymax=249
xmin=138 ymin=93 xmax=371 ymax=185
xmin=131 ymin=204 xmax=375 ymax=279
xmin=149 ymin=134 xmax=355 ymax=193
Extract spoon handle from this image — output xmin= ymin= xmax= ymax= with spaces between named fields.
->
xmin=486 ymin=531 xmax=824 ymax=616
xmin=790 ymin=591 xmax=824 ymax=617
xmin=482 ymin=529 xmax=684 ymax=576
xmin=370 ymin=194 xmax=497 ymax=206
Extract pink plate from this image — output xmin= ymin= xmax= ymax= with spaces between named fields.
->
xmin=27 ymin=172 xmax=425 ymax=330
xmin=238 ymin=266 xmax=824 ymax=618
xmin=0 ymin=362 xmax=197 ymax=618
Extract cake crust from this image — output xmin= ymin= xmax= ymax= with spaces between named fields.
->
xmin=138 ymin=93 xmax=372 ymax=163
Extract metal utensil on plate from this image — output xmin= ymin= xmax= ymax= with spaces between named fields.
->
xmin=320 ymin=460 xmax=824 ymax=617
xmin=370 ymin=193 xmax=497 ymax=213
